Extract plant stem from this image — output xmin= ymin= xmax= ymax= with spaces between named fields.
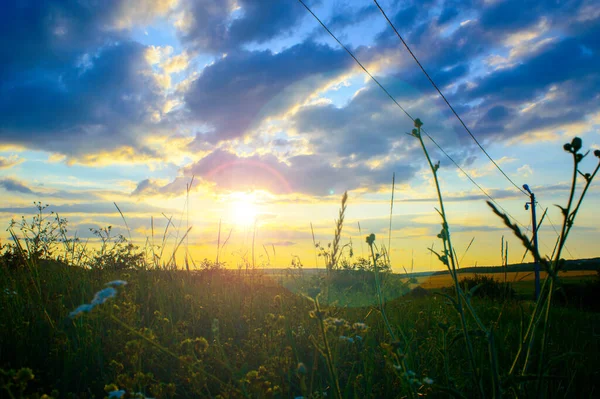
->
xmin=314 ymin=299 xmax=342 ymax=399
xmin=412 ymin=124 xmax=485 ymax=397
xmin=368 ymin=242 xmax=397 ymax=342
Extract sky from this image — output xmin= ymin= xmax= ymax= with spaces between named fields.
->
xmin=0 ymin=0 xmax=599 ymax=272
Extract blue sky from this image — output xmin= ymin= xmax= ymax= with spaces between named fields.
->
xmin=0 ymin=0 xmax=599 ymax=270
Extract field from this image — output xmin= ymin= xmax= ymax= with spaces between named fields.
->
xmin=415 ymin=270 xmax=597 ymax=289
xmin=1 ymin=260 xmax=599 ymax=399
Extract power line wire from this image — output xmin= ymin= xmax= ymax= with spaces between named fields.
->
xmin=297 ymin=0 xmax=530 ymax=231
xmin=373 ymin=0 xmax=528 ymax=197
xmin=372 ymin=1 xmax=570 ymax=253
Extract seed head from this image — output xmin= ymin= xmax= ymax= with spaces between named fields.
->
xmin=366 ymin=233 xmax=376 ymax=245
xmin=571 ymin=137 xmax=582 ymax=152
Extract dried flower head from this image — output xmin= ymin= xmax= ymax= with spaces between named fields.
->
xmin=69 ymin=281 xmax=126 ymax=318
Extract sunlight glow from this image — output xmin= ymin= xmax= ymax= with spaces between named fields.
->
xmin=228 ymin=192 xmax=258 ymax=226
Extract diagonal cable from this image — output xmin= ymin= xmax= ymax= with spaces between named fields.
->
xmin=373 ymin=0 xmax=528 ymax=197
xmin=297 ymin=0 xmax=530 ymax=230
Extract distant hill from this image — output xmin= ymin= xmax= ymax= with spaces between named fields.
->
xmin=260 ymin=258 xmax=600 ymax=278
xmin=426 ymin=257 xmax=600 ymax=276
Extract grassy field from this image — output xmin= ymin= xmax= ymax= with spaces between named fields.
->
xmin=415 ymin=270 xmax=597 ymax=290
xmin=1 ymin=261 xmax=599 ymax=398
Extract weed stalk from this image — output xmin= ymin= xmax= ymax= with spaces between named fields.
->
xmin=410 ymin=119 xmax=488 ymax=397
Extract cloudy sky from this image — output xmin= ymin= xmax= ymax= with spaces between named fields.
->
xmin=1 ymin=0 xmax=599 ymax=271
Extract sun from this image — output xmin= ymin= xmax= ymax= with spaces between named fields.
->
xmin=228 ymin=192 xmax=258 ymax=226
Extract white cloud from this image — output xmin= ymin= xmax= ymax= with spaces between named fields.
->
xmin=517 ymin=164 xmax=533 ymax=178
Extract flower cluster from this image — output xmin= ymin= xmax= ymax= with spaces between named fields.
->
xmin=69 ymin=280 xmax=127 ymax=318
xmin=323 ymin=317 xmax=350 ymax=331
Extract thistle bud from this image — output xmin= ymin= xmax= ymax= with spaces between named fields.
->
xmin=594 ymin=149 xmax=600 ymax=158
xmin=563 ymin=143 xmax=572 ymax=152
xmin=414 ymin=118 xmax=423 ymax=128
xmin=366 ymin=233 xmax=376 ymax=245
xmin=571 ymin=137 xmax=582 ymax=152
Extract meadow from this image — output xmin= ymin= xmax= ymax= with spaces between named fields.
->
xmin=1 ymin=129 xmax=600 ymax=398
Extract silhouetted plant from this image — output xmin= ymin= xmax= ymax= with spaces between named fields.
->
xmin=488 ymin=136 xmax=600 ymax=395
xmin=409 ymin=119 xmax=490 ymax=397
xmin=8 ymin=202 xmax=68 ymax=261
xmin=88 ymin=226 xmax=145 ymax=270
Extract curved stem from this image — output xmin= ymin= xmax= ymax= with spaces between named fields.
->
xmin=554 ymin=155 xmax=579 ymax=267
xmin=414 ymin=126 xmax=485 ymax=398
xmin=557 ymin=160 xmax=600 ymax=271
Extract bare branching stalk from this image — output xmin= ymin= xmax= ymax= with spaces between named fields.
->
xmin=410 ymin=119 xmax=489 ymax=398
xmin=489 ymin=138 xmax=600 ymax=393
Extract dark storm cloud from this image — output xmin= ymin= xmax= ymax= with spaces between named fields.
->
xmin=0 ymin=41 xmax=164 ymax=157
xmin=292 ymin=75 xmax=467 ymax=161
xmin=180 ymin=0 xmax=318 ymax=53
xmin=134 ymin=149 xmax=417 ymax=197
xmin=437 ymin=5 xmax=461 ymax=25
xmin=478 ymin=0 xmax=586 ymax=33
xmin=458 ymin=22 xmax=600 ymax=140
xmin=324 ymin=4 xmax=379 ymax=31
xmin=470 ymin=34 xmax=600 ymax=102
xmin=1 ymin=0 xmax=599 ymax=199
xmin=0 ymin=1 xmax=177 ymax=160
xmin=312 ymin=0 xmax=600 ymax=153
xmin=0 ymin=178 xmax=36 ymax=194
xmin=0 ymin=0 xmax=121 ymax=82
xmin=185 ymin=41 xmax=351 ymax=143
